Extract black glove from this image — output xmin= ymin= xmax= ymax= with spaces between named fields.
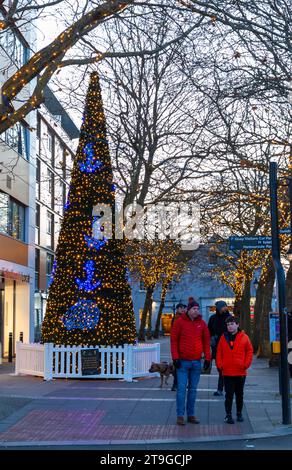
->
xmin=203 ymin=360 xmax=210 ymax=371
xmin=173 ymin=359 xmax=181 ymax=369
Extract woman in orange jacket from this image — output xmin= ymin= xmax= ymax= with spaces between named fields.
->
xmin=216 ymin=315 xmax=253 ymax=424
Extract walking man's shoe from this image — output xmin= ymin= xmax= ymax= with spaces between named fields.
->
xmin=213 ymin=390 xmax=223 ymax=396
xmin=187 ymin=416 xmax=200 ymax=424
xmin=176 ymin=416 xmax=185 ymax=425
xmin=237 ymin=414 xmax=244 ymax=422
xmin=224 ymin=415 xmax=235 ymax=424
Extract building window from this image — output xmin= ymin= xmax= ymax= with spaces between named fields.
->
xmin=0 ymin=29 xmax=24 ymax=66
xmin=47 ymin=211 xmax=53 ymax=234
xmin=23 ymin=46 xmax=30 ymax=65
xmin=47 ymin=130 xmax=55 ymax=166
xmin=36 ymin=159 xmax=40 ymax=183
xmin=47 ymin=131 xmax=53 ymax=152
xmin=47 ymin=169 xmax=54 ymax=208
xmin=4 ymin=123 xmax=29 ymax=160
xmin=62 ymin=183 xmax=67 ymax=214
xmin=37 ymin=116 xmax=41 ymax=139
xmin=36 ymin=158 xmax=40 ymax=200
xmin=46 ymin=253 xmax=54 ymax=289
xmin=61 ymin=147 xmax=66 ymax=179
xmin=46 ymin=211 xmax=54 ymax=249
xmin=35 ymin=248 xmax=40 ymax=291
xmin=0 ymin=192 xmax=9 ymax=236
xmin=0 ymin=191 xmax=26 ymax=242
xmin=64 ymin=149 xmax=72 ymax=180
xmin=34 ymin=309 xmax=41 ymax=342
xmin=35 ymin=204 xmax=40 ymax=244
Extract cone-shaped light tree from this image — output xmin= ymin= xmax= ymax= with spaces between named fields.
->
xmin=42 ymin=71 xmax=136 ymax=346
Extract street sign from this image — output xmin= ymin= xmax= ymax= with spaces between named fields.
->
xmin=269 ymin=312 xmax=280 ymax=343
xmin=229 ymin=235 xmax=272 ymax=250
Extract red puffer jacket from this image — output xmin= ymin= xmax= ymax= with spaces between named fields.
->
xmin=171 ymin=313 xmax=211 ymax=361
xmin=216 ymin=331 xmax=253 ymax=376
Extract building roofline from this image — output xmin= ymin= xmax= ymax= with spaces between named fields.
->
xmin=43 ymin=86 xmax=79 ymax=140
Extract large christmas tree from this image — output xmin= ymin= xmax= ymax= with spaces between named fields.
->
xmin=42 ymin=72 xmax=136 ymax=346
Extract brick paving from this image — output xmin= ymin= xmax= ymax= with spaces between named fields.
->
xmin=0 ymin=409 xmax=243 ymax=442
xmin=0 ymin=410 xmax=105 ymax=442
xmin=0 ymin=337 xmax=289 ymax=444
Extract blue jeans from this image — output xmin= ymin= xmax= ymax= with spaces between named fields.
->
xmin=176 ymin=360 xmax=201 ymax=417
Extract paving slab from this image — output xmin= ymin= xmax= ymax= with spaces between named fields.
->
xmin=0 ymin=337 xmax=291 ymax=445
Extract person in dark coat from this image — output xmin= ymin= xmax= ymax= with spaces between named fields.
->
xmin=171 ymin=304 xmax=186 ymax=391
xmin=208 ymin=300 xmax=231 ymax=396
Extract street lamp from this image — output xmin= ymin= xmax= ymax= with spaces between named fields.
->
xmin=287 ymin=177 xmax=292 ymax=262
xmin=270 ymin=161 xmax=291 ymax=424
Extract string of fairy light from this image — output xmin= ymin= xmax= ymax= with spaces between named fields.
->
xmin=126 ymin=239 xmax=187 ymax=336
xmin=0 ymin=3 xmax=127 ymax=129
xmin=208 ymin=162 xmax=292 ymax=301
xmin=42 ymin=71 xmax=136 ymax=346
xmin=126 ymin=240 xmax=183 ymax=289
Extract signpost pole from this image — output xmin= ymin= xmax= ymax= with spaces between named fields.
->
xmin=269 ymin=161 xmax=291 ymax=424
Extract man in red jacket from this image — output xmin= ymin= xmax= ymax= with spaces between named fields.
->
xmin=171 ymin=300 xmax=211 ymax=425
xmin=216 ymin=316 xmax=253 ymax=424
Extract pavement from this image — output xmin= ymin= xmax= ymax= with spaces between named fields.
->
xmin=0 ymin=337 xmax=291 ymax=448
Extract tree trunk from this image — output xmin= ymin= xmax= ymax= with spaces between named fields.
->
xmin=258 ymin=261 xmax=275 ymax=358
xmin=286 ymin=260 xmax=292 ymax=313
xmin=239 ymin=278 xmax=251 ymax=336
xmin=233 ymin=293 xmax=242 ymax=317
xmin=146 ymin=292 xmax=153 ymax=340
xmin=138 ymin=286 xmax=153 ymax=341
xmin=153 ymin=289 xmax=166 ymax=338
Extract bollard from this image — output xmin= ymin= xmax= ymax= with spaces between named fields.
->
xmin=8 ymin=333 xmax=13 ymax=362
xmin=19 ymin=332 xmax=23 ymax=343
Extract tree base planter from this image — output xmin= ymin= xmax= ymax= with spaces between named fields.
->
xmin=15 ymin=342 xmax=160 ymax=381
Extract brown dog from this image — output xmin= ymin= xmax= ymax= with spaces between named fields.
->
xmin=149 ymin=361 xmax=174 ymax=388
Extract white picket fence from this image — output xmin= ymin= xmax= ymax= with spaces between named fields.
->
xmin=15 ymin=341 xmax=160 ymax=381
xmin=15 ymin=342 xmax=44 ymax=377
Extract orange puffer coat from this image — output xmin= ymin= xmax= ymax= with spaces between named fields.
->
xmin=216 ymin=331 xmax=253 ymax=376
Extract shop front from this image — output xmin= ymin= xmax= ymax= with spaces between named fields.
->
xmin=0 ymin=269 xmax=31 ymax=358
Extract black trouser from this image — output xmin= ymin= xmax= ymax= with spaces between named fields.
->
xmin=217 ymin=370 xmax=224 ymax=392
xmin=223 ymin=376 xmax=246 ymax=416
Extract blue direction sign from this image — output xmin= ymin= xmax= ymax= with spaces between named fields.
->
xmin=229 ymin=235 xmax=272 ymax=250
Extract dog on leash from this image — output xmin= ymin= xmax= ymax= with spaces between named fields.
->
xmin=149 ymin=361 xmax=174 ymax=388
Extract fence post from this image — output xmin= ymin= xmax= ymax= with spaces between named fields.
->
xmin=124 ymin=344 xmax=133 ymax=382
xmin=44 ymin=343 xmax=54 ymax=381
xmin=15 ymin=341 xmax=21 ymax=375
xmin=156 ymin=342 xmax=161 ymax=363
xmin=8 ymin=332 xmax=13 ymax=362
